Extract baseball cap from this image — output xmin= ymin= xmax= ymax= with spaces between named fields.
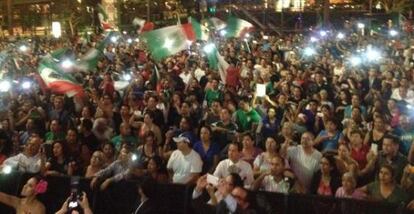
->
xmin=173 ymin=133 xmax=191 ymax=144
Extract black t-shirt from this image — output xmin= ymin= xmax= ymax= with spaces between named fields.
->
xmin=144 ymin=108 xmax=165 ymax=129
xmin=79 ymin=132 xmax=101 ymax=152
xmin=48 ymin=157 xmax=69 ymax=174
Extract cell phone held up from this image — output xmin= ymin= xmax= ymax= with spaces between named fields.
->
xmin=68 ymin=176 xmax=82 ymax=211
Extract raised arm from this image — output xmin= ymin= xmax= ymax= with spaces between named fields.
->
xmin=0 ymin=192 xmax=20 ymax=209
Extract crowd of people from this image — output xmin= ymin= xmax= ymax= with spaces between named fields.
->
xmin=0 ymin=16 xmax=414 ymax=213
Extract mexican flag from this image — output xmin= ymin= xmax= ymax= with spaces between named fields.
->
xmin=140 ymin=24 xmax=197 ymax=61
xmin=97 ymin=4 xmax=112 ymax=31
xmin=133 ymin=17 xmax=155 ymax=34
xmin=202 ymin=17 xmax=227 ymax=31
xmin=189 ymin=17 xmax=210 ymax=41
xmin=38 ymin=57 xmax=84 ymax=97
xmin=77 ymin=31 xmax=116 ymax=71
xmin=225 ymin=17 xmax=254 ymax=38
xmin=216 ymin=52 xmax=229 ymax=83
xmin=203 ymin=45 xmax=229 ymax=83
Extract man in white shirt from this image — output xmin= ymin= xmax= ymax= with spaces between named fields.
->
xmin=281 ymin=131 xmax=322 ymax=193
xmin=179 ymin=68 xmax=192 ymax=85
xmin=167 ymin=133 xmax=203 ymax=184
xmin=1 ymin=136 xmax=42 ymax=173
xmin=391 ymin=84 xmax=414 ymax=105
xmin=213 ymin=142 xmax=254 ymax=188
xmin=194 ymin=62 xmax=207 ymax=82
xmin=252 ymin=156 xmax=292 ymax=193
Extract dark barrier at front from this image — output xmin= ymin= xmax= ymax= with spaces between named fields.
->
xmin=0 ymin=173 xmax=411 ymax=214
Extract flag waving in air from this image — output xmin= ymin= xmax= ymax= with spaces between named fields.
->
xmin=140 ymin=24 xmax=197 ymax=61
xmin=38 ymin=56 xmax=84 ymax=97
xmin=188 ymin=17 xmax=210 ymax=41
xmin=202 ymin=17 xmax=227 ymax=31
xmin=225 ymin=17 xmax=254 ymax=38
xmin=77 ymin=31 xmax=116 ymax=72
xmin=97 ymin=4 xmax=112 ymax=31
xmin=133 ymin=17 xmax=155 ymax=34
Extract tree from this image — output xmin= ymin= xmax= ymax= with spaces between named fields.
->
xmin=376 ymin=0 xmax=414 ymax=13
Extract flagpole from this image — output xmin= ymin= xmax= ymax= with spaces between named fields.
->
xmin=245 ymin=41 xmax=251 ymax=53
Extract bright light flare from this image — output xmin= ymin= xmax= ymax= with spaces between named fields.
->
xmin=310 ymin=37 xmax=318 ymax=43
xmin=127 ymin=38 xmax=133 ymax=44
xmin=389 ymin=30 xmax=398 ymax=37
xmin=219 ymin=30 xmax=227 ymax=37
xmin=203 ymin=43 xmax=216 ymax=54
xmin=357 ymin=23 xmax=365 ymax=29
xmin=123 ymin=73 xmax=132 ymax=81
xmin=349 ymin=56 xmax=362 ymax=66
xmin=365 ymin=48 xmax=381 ymax=62
xmin=2 ymin=165 xmax=12 ymax=174
xmin=319 ymin=30 xmax=327 ymax=37
xmin=61 ymin=59 xmax=74 ymax=69
xmin=110 ymin=36 xmax=118 ymax=43
xmin=336 ymin=32 xmax=345 ymax=40
xmin=304 ymin=47 xmax=316 ymax=57
xmin=0 ymin=80 xmax=11 ymax=92
xmin=22 ymin=81 xmax=31 ymax=89
xmin=19 ymin=45 xmax=28 ymax=52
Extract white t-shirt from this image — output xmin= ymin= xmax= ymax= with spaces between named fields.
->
xmin=3 ymin=153 xmax=41 ymax=173
xmin=194 ymin=68 xmax=206 ymax=82
xmin=167 ymin=149 xmax=203 ymax=184
xmin=213 ymin=159 xmax=254 ymax=188
xmin=261 ymin=175 xmax=290 ymax=193
xmin=179 ymin=72 xmax=192 ymax=85
xmin=286 ymin=145 xmax=322 ymax=192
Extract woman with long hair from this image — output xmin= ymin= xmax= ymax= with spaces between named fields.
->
xmin=134 ymin=112 xmax=162 ymax=146
xmin=359 ymin=164 xmax=409 ymax=204
xmin=136 ymin=131 xmax=160 ymax=168
xmin=0 ymin=176 xmax=47 ymax=214
xmin=253 ymin=137 xmax=280 ymax=177
xmin=85 ymin=151 xmax=105 ymax=178
xmin=193 ymin=126 xmax=220 ymax=174
xmin=364 ymin=115 xmax=388 ymax=151
xmin=310 ymin=154 xmax=341 ymax=196
xmin=145 ymin=156 xmax=169 ymax=184
xmin=41 ymin=141 xmax=73 ymax=176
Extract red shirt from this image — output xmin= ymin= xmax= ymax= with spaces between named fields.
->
xmin=102 ymin=81 xmax=115 ymax=96
xmin=351 ymin=145 xmax=370 ymax=169
xmin=318 ymin=180 xmax=333 ymax=196
xmin=226 ymin=66 xmax=240 ymax=88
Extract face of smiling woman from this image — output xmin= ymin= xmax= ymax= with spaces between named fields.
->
xmin=21 ymin=177 xmax=39 ymax=197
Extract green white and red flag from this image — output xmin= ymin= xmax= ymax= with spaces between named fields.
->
xmin=225 ymin=17 xmax=254 ymax=38
xmin=38 ymin=57 xmax=84 ymax=97
xmin=140 ymin=23 xmax=197 ymax=61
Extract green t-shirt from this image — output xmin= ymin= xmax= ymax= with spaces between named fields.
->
xmin=205 ymin=89 xmax=222 ymax=106
xmin=44 ymin=132 xmax=65 ymax=144
xmin=111 ymin=135 xmax=138 ymax=151
xmin=235 ymin=108 xmax=261 ymax=132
